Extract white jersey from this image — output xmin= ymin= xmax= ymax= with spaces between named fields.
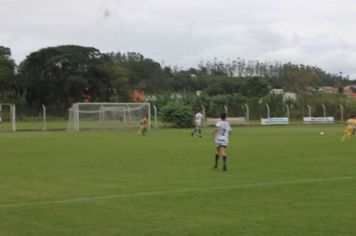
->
xmin=195 ymin=112 xmax=203 ymax=124
xmin=215 ymin=120 xmax=232 ymax=146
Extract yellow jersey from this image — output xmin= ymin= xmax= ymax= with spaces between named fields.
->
xmin=346 ymin=118 xmax=356 ymax=126
xmin=141 ymin=118 xmax=148 ymax=128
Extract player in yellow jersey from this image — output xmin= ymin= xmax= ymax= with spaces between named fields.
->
xmin=342 ymin=115 xmax=356 ymax=141
xmin=137 ymin=115 xmax=149 ymax=136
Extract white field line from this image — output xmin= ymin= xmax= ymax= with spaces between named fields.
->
xmin=0 ymin=176 xmax=354 ymax=209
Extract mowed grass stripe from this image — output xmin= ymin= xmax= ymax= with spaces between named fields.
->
xmin=0 ymin=176 xmax=354 ymax=209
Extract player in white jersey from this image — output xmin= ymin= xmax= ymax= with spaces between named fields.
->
xmin=213 ymin=112 xmax=232 ymax=171
xmin=191 ymin=110 xmax=204 ymax=137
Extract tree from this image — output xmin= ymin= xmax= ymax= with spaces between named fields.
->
xmin=18 ymin=45 xmax=111 ymax=114
xmin=103 ymin=55 xmax=131 ymax=102
xmin=108 ymin=52 xmax=168 ymax=93
xmin=241 ymin=77 xmax=269 ymax=97
xmin=0 ymin=46 xmax=17 ymax=100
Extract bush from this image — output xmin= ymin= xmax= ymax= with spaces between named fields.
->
xmin=160 ymin=102 xmax=193 ymax=127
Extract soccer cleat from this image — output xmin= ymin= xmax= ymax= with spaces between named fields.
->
xmin=223 ymin=165 xmax=227 ymax=171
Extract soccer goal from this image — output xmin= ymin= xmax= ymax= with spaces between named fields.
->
xmin=67 ymin=103 xmax=151 ymax=131
xmin=0 ymin=103 xmax=16 ymax=132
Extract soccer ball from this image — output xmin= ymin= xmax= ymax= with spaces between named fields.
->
xmin=320 ymin=131 xmax=324 ymax=135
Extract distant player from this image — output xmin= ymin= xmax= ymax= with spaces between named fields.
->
xmin=213 ymin=112 xmax=232 ymax=171
xmin=350 ymin=115 xmax=356 ymax=134
xmin=191 ymin=109 xmax=204 ymax=137
xmin=342 ymin=115 xmax=356 ymax=141
xmin=137 ymin=115 xmax=149 ymax=136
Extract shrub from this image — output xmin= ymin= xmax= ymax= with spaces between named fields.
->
xmin=160 ymin=102 xmax=193 ymax=127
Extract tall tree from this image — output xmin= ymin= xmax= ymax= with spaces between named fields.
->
xmin=18 ymin=45 xmax=110 ymax=114
xmin=0 ymin=46 xmax=17 ymax=100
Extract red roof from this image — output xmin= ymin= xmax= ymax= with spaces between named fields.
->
xmin=344 ymin=86 xmax=356 ymax=97
xmin=130 ymin=90 xmax=145 ymax=102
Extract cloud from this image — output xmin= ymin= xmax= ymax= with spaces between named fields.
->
xmin=1 ymin=0 xmax=356 ymax=78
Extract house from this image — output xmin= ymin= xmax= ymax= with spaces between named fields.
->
xmin=284 ymin=92 xmax=297 ymax=101
xmin=145 ymin=95 xmax=157 ymax=101
xmin=130 ymin=90 xmax=145 ymax=102
xmin=82 ymin=88 xmax=91 ymax=102
xmin=319 ymin=86 xmax=338 ymax=94
xmin=170 ymin=93 xmax=183 ymax=99
xmin=270 ymin=89 xmax=296 ymax=101
xmin=270 ymin=89 xmax=284 ymax=95
xmin=343 ymin=85 xmax=356 ymax=97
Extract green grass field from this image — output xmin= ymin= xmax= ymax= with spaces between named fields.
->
xmin=0 ymin=125 xmax=355 ymax=236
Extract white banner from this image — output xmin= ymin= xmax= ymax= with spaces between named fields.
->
xmin=261 ymin=117 xmax=289 ymax=125
xmin=303 ymin=117 xmax=334 ymax=124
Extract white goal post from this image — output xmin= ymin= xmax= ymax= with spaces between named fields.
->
xmin=0 ymin=103 xmax=16 ymax=132
xmin=67 ymin=103 xmax=151 ymax=131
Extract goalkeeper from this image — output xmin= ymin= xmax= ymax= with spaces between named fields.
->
xmin=342 ymin=115 xmax=356 ymax=141
xmin=137 ymin=115 xmax=149 ymax=136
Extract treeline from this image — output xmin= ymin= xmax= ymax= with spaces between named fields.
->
xmin=0 ymin=45 xmax=355 ymax=117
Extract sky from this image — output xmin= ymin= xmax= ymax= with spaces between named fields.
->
xmin=1 ymin=0 xmax=356 ymax=78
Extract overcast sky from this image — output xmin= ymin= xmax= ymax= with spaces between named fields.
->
xmin=1 ymin=0 xmax=356 ymax=78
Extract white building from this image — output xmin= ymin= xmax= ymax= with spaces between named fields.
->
xmin=270 ymin=89 xmax=296 ymax=101
xmin=284 ymin=92 xmax=296 ymax=101
xmin=270 ymin=89 xmax=284 ymax=95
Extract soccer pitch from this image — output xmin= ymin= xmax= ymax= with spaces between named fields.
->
xmin=0 ymin=125 xmax=355 ymax=236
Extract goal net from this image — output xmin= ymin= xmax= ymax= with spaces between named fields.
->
xmin=67 ymin=103 xmax=151 ymax=131
xmin=0 ymin=103 xmax=16 ymax=132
